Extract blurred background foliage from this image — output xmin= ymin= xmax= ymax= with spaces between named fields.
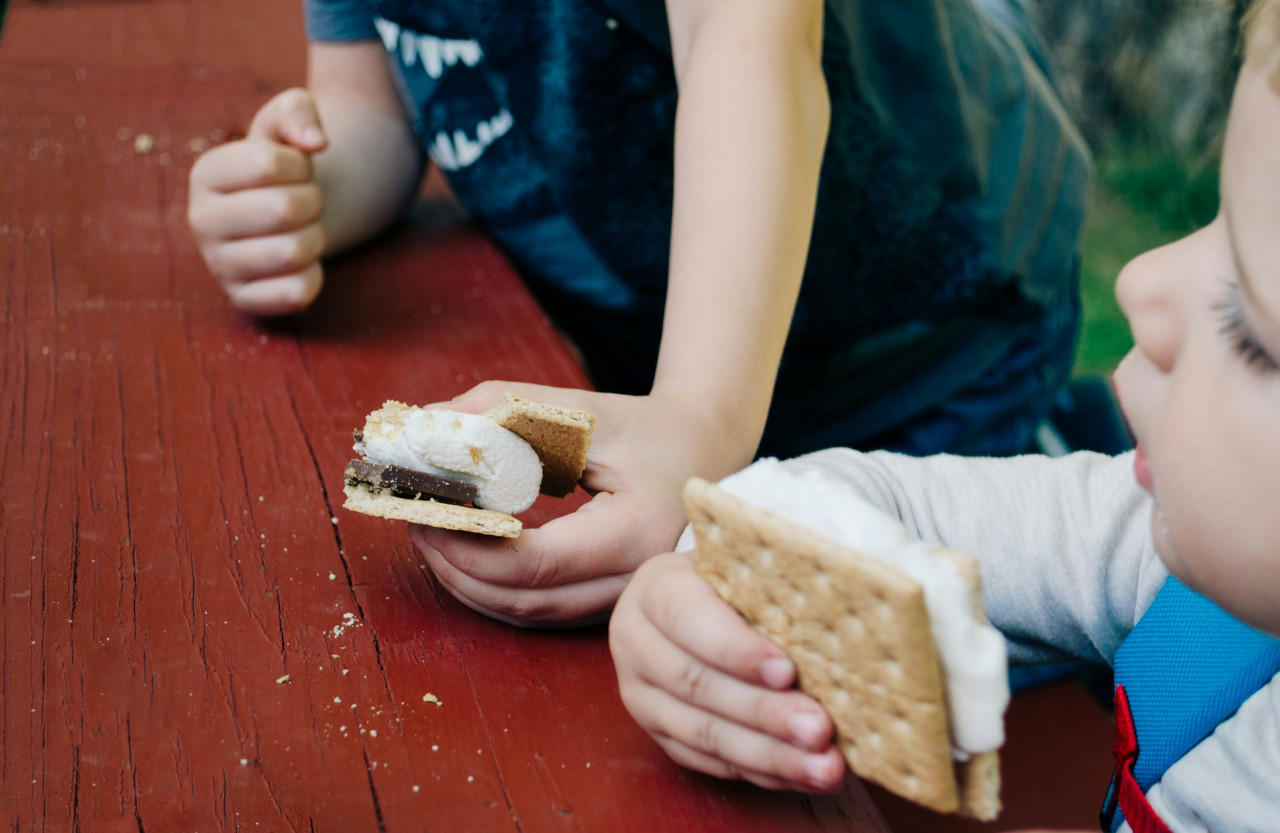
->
xmin=1073 ymin=139 xmax=1222 ymax=376
xmin=1031 ymin=0 xmax=1240 ymax=376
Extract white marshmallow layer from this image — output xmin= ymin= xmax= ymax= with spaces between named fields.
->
xmin=717 ymin=458 xmax=1009 ymax=757
xmin=358 ymin=407 xmax=542 ymax=515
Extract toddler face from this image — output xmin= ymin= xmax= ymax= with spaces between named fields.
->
xmin=1112 ymin=56 xmax=1280 ymax=638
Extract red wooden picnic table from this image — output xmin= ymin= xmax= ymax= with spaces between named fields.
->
xmin=0 ymin=1 xmax=1115 ymax=830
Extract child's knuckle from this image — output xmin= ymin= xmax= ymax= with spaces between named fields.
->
xmin=278 ymin=234 xmax=310 ymax=271
xmin=751 ymin=697 xmax=780 ymax=735
xmin=504 ymin=594 xmax=553 ymax=622
xmin=186 ymin=202 xmax=209 ymax=235
xmin=271 ymin=189 xmax=302 ymax=226
xmin=296 ymin=185 xmax=322 ymax=221
xmin=285 ymin=276 xmax=314 ymax=306
xmin=279 ymin=87 xmax=311 ymax=111
xmin=204 ymin=247 xmax=233 ymax=282
xmin=473 ymin=379 xmax=506 ymax=399
xmin=251 ymin=144 xmax=282 ymax=181
xmin=264 ymin=188 xmax=296 ymax=226
xmin=673 ymin=656 xmax=710 ymax=703
xmin=523 ymin=551 xmax=563 ymax=588
xmin=188 ymin=153 xmax=211 ymax=187
xmin=691 ymin=715 xmax=724 ymax=759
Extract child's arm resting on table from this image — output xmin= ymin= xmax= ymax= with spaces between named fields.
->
xmin=188 ymin=40 xmax=423 ymax=315
xmin=412 ymin=0 xmax=831 ymax=625
xmin=304 ymin=41 xmax=425 ymax=255
xmin=655 ymin=0 xmax=829 ymax=447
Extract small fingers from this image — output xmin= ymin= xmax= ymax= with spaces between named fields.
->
xmin=635 ymin=687 xmax=846 ymax=793
xmin=611 ymin=577 xmax=843 ymax=792
xmin=442 ymin=380 xmax=512 ymax=414
xmin=637 ymin=624 xmax=834 ymax=751
xmin=634 ymin=553 xmax=800 ymax=691
xmin=248 ymin=87 xmax=328 ymax=151
xmin=654 ymin=736 xmax=793 ymax=791
xmin=411 ymin=525 xmax=629 ymax=626
xmin=411 ymin=493 xmax=661 ymax=589
xmin=190 ymin=139 xmax=314 ymax=193
xmin=204 ymin=222 xmax=326 ymax=284
xmin=443 ymin=380 xmax=604 ymax=417
xmin=613 ymin=568 xmax=832 ymax=752
xmin=658 ymin=736 xmax=846 ymax=794
xmin=224 ymin=262 xmax=325 ymax=317
xmin=189 ymin=183 xmax=323 ymax=241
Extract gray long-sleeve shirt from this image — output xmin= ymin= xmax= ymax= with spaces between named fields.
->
xmin=690 ymin=449 xmax=1280 ymax=832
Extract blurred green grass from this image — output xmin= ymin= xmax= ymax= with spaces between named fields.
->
xmin=1073 ymin=139 xmax=1222 ymax=377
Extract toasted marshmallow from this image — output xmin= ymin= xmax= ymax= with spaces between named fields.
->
xmin=716 ymin=458 xmax=1009 ymax=757
xmin=355 ymin=401 xmax=542 ymax=515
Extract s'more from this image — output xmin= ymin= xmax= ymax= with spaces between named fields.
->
xmin=685 ymin=458 xmax=1009 ymax=820
xmin=343 ymin=394 xmax=595 ymax=538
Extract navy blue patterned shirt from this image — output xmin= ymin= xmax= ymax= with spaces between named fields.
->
xmin=305 ymin=0 xmax=1091 ymax=456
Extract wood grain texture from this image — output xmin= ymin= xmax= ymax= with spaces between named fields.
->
xmin=0 ymin=2 xmax=891 ymax=830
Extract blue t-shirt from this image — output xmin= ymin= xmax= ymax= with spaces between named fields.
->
xmin=306 ymin=0 xmax=1091 ymax=457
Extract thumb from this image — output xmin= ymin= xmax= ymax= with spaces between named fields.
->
xmin=443 ymin=381 xmax=518 ymax=415
xmin=447 ymin=381 xmax=602 ymax=416
xmin=248 ymin=87 xmax=327 ymax=152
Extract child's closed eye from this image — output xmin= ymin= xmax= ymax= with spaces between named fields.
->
xmin=1215 ymin=283 xmax=1279 ymax=373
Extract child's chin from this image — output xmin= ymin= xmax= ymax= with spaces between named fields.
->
xmin=1149 ymin=506 xmax=1179 ymax=572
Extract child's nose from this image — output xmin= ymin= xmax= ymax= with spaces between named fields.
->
xmin=1115 ymin=244 xmax=1185 ymax=373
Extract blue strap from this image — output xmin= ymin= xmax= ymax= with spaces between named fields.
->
xmin=1107 ymin=576 xmax=1280 ymax=831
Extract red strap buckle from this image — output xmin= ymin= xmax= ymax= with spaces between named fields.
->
xmin=1103 ymin=685 xmax=1174 ymax=833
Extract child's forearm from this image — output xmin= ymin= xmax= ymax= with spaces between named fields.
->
xmin=654 ymin=0 xmax=829 ymax=467
xmin=307 ymin=41 xmax=426 ymax=255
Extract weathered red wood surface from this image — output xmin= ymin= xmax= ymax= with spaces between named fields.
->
xmin=867 ymin=677 xmax=1115 ymax=832
xmin=0 ymin=2 xmax=894 ymax=830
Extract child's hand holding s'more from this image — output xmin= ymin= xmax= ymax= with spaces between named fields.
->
xmin=612 ymin=458 xmax=1008 ymax=817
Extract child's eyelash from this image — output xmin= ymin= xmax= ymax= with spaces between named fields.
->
xmin=1215 ymin=284 xmax=1279 ymax=373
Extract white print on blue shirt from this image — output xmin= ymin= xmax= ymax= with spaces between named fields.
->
xmin=373 ymin=16 xmax=509 ymax=172
xmin=428 ymin=109 xmax=513 ymax=171
xmin=374 ymin=17 xmax=482 ymax=78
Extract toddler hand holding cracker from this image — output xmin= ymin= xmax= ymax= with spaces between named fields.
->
xmin=610 ymin=550 xmax=846 ymax=792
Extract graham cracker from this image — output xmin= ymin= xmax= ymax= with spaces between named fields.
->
xmin=684 ymin=477 xmax=1001 ymax=820
xmin=484 ymin=394 xmax=596 ymax=497
xmin=342 ymin=484 xmax=522 ymax=538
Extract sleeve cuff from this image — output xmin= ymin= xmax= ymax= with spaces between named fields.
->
xmin=304 ymin=0 xmax=379 ymax=42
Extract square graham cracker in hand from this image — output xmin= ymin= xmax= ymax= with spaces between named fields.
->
xmin=684 ymin=477 xmax=1000 ymax=820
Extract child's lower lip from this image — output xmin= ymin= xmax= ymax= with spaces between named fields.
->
xmin=1134 ymin=444 xmax=1154 ymax=491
